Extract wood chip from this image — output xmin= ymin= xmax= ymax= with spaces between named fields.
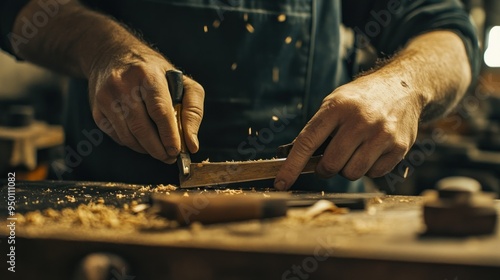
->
xmin=295 ymin=40 xmax=302 ymax=49
xmin=245 ymin=23 xmax=255 ymax=33
xmin=285 ymin=36 xmax=292 ymax=44
xmin=277 ymin=14 xmax=286 ymax=22
xmin=272 ymin=67 xmax=279 ymax=83
xmin=154 ymin=184 xmax=178 ymax=192
xmin=403 ymin=166 xmax=409 ymax=178
xmin=203 ymin=25 xmax=208 ymax=33
xmin=302 ymin=200 xmax=348 ymax=220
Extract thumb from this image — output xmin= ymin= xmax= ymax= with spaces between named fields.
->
xmin=181 ymin=77 xmax=205 ymax=153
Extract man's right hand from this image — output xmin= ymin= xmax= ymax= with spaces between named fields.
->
xmin=88 ymin=48 xmax=204 ymax=164
xmin=12 ymin=0 xmax=204 ymax=164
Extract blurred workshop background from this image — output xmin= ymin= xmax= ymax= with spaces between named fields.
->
xmin=0 ymin=0 xmax=499 ymax=195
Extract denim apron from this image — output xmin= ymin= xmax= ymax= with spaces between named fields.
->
xmin=58 ymin=0 xmax=362 ymax=191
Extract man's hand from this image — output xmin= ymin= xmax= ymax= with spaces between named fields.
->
xmin=274 ymin=76 xmax=420 ymax=190
xmin=11 ymin=0 xmax=204 ymax=163
xmin=274 ymin=31 xmax=472 ymax=190
xmin=88 ymin=49 xmax=204 ymax=164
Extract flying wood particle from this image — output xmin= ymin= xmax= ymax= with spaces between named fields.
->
xmin=285 ymin=36 xmax=292 ymax=44
xmin=243 ymin=13 xmax=248 ymax=21
xmin=403 ymin=166 xmax=410 ymax=179
xmin=203 ymin=25 xmax=208 ymax=33
xmin=212 ymin=20 xmax=220 ymax=28
xmin=245 ymin=23 xmax=255 ymax=33
xmin=272 ymin=67 xmax=279 ymax=83
xmin=295 ymin=40 xmax=303 ymax=49
xmin=248 ymin=127 xmax=252 ymax=135
xmin=272 ymin=115 xmax=279 ymax=121
xmin=231 ymin=62 xmax=238 ymax=70
xmin=277 ymin=14 xmax=286 ymax=22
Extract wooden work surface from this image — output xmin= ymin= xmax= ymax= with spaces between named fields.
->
xmin=1 ymin=181 xmax=499 ymax=280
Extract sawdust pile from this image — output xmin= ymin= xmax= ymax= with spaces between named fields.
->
xmin=15 ymin=202 xmax=173 ymax=231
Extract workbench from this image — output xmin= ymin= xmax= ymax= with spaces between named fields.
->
xmin=1 ymin=181 xmax=499 ymax=280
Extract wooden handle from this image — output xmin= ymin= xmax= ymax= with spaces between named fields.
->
xmin=151 ymin=193 xmax=287 ymax=225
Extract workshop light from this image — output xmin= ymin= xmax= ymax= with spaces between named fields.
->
xmin=484 ymin=26 xmax=500 ymax=67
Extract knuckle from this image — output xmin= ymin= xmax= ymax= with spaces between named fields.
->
xmin=392 ymin=141 xmax=409 ymax=155
xmin=183 ymin=107 xmax=203 ymax=124
xmin=319 ymin=161 xmax=342 ymax=176
xmin=158 ymin=133 xmax=179 ymax=148
xmin=367 ymin=167 xmax=389 ymax=178
xmin=294 ymin=133 xmax=317 ymax=155
xmin=321 ymin=98 xmax=342 ymax=113
xmin=127 ymin=120 xmax=148 ymax=136
xmin=148 ymin=102 xmax=170 ymax=120
xmin=189 ymin=80 xmax=205 ymax=96
xmin=341 ymin=168 xmax=363 ymax=181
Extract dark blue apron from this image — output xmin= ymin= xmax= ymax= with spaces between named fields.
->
xmin=56 ymin=0 xmax=362 ymax=191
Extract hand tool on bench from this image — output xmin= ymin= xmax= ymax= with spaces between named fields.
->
xmin=149 ymin=192 xmax=289 ymax=226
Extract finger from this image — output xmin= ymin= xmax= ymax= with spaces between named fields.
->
xmin=125 ymin=94 xmax=176 ymax=163
xmin=182 ymin=77 xmax=205 ymax=153
xmin=141 ymin=74 xmax=181 ymax=158
xmin=315 ymin=125 xmax=363 ymax=178
xmin=274 ymin=108 xmax=338 ymax=190
xmin=93 ymin=110 xmax=125 ymax=147
xmin=340 ymin=141 xmax=386 ymax=181
xmin=366 ymin=149 xmax=406 ymax=178
xmin=99 ymin=103 xmax=147 ymax=154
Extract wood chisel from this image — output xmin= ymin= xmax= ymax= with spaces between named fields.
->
xmin=166 ymin=70 xmax=191 ymax=176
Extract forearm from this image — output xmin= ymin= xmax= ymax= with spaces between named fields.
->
xmin=11 ymin=0 xmax=153 ymax=78
xmin=359 ymin=30 xmax=472 ymax=122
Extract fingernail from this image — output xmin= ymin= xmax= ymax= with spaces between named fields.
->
xmin=167 ymin=147 xmax=179 ymax=157
xmin=274 ymin=180 xmax=286 ymax=191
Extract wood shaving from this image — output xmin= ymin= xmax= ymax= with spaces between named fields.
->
xmin=154 ymin=184 xmax=178 ymax=192
xmin=15 ymin=203 xmax=171 ymax=231
xmin=214 ymin=189 xmax=244 ymax=195
xmin=65 ymin=195 xmax=76 ymax=203
xmin=245 ymin=23 xmax=255 ymax=33
xmin=131 ymin=204 xmax=149 ymax=213
xmin=301 ymin=200 xmax=348 ymax=220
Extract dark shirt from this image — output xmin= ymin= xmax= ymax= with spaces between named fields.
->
xmin=0 ymin=0 xmax=479 ymax=190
